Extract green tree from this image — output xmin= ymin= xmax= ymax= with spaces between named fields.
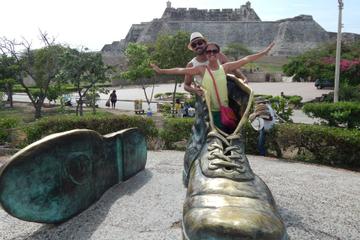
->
xmin=0 ymin=34 xmax=66 ymax=118
xmin=0 ymin=55 xmax=20 ymax=108
xmin=59 ymin=48 xmax=110 ymax=116
xmin=121 ymin=43 xmax=155 ymax=111
xmin=283 ymin=41 xmax=360 ymax=84
xmin=223 ymin=43 xmax=252 ymax=60
xmin=152 ymin=31 xmax=194 ymax=114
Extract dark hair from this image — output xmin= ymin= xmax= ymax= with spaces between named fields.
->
xmin=205 ymin=42 xmax=220 ymax=52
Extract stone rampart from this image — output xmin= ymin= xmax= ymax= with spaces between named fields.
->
xmin=124 ymin=16 xmax=331 ymax=56
xmin=245 ymin=72 xmax=283 ymax=82
xmin=161 ymin=5 xmax=260 ymax=22
xmin=101 ymin=1 xmax=360 ymax=62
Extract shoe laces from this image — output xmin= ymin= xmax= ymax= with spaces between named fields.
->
xmin=207 ymin=131 xmax=246 ymax=173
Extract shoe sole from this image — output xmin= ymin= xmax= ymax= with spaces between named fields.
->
xmin=0 ymin=128 xmax=147 ymax=223
xmin=182 ymin=218 xmax=190 ymax=240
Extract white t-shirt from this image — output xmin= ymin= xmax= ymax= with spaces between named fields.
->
xmin=190 ymin=57 xmax=208 ymax=85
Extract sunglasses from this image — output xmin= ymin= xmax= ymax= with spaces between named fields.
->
xmin=191 ymin=40 xmax=205 ymax=48
xmin=206 ymin=49 xmax=219 ymax=55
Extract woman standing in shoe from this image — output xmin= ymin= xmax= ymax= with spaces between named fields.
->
xmin=150 ymin=42 xmax=274 ymax=131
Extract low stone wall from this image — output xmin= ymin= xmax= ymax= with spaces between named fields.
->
xmin=246 ymin=72 xmax=283 ymax=82
xmin=111 ymin=73 xmax=283 ymax=85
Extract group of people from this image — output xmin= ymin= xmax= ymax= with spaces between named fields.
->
xmin=150 ymin=32 xmax=276 ymax=155
xmin=174 ymin=99 xmax=194 ymax=118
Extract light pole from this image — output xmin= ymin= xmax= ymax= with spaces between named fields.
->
xmin=334 ymin=0 xmax=344 ymax=102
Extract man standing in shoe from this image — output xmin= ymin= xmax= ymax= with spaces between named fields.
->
xmin=183 ymin=32 xmax=248 ymax=97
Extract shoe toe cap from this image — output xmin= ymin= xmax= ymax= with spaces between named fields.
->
xmin=183 ymin=202 xmax=286 ymax=240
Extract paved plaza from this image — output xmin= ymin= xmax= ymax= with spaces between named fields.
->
xmin=0 ymin=82 xmax=341 ymax=239
xmin=248 ymin=82 xmax=332 ymax=102
xmin=1 ymin=151 xmax=359 ymax=240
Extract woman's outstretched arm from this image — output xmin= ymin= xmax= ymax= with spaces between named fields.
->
xmin=150 ymin=63 xmax=204 ymax=77
xmin=223 ymin=42 xmax=275 ymax=73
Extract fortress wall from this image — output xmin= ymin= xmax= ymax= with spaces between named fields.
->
xmin=124 ymin=23 xmax=147 ymax=43
xmin=245 ymin=72 xmax=283 ymax=82
xmin=328 ymin=32 xmax=360 ymax=43
xmin=132 ymin=18 xmax=334 ymax=56
xmin=273 ymin=19 xmax=330 ymax=55
xmin=101 ymin=4 xmax=360 ymax=58
xmin=136 ymin=21 xmax=279 ymax=52
xmin=101 ymin=40 xmax=125 ymax=56
xmin=161 ymin=4 xmax=261 ymax=22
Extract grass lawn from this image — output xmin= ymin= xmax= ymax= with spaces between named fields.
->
xmin=242 ymin=56 xmax=290 ymax=73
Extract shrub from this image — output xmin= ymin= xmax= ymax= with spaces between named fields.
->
xmin=255 ymin=94 xmax=299 ymax=122
xmin=154 ymin=93 xmax=163 ymax=99
xmin=269 ymin=96 xmax=293 ymax=122
xmin=10 ymin=110 xmax=360 ymax=171
xmin=303 ymin=101 xmax=360 ymax=128
xmin=185 ymin=94 xmax=196 ymax=107
xmin=248 ymin=123 xmax=359 ymax=169
xmin=286 ymin=95 xmax=303 ymax=107
xmin=0 ymin=117 xmax=19 ymax=144
xmin=159 ymin=117 xmax=194 ymax=149
xmin=158 ymin=102 xmax=172 ymax=113
xmin=157 ymin=118 xmax=360 ymax=170
xmin=23 ymin=114 xmax=158 ymax=145
xmin=0 ymin=92 xmax=5 ymax=108
xmin=275 ymin=124 xmax=360 ymax=169
xmin=244 ymin=123 xmax=281 ymax=156
xmin=339 ymin=82 xmax=360 ymax=102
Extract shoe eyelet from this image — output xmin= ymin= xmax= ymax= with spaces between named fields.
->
xmin=209 ymin=162 xmax=217 ymax=170
xmin=223 ymin=166 xmax=234 ymax=172
xmin=237 ymin=165 xmax=246 ymax=173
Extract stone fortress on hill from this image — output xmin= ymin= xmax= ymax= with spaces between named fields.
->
xmin=101 ymin=1 xmax=359 ymax=60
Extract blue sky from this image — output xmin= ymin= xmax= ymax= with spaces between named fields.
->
xmin=1 ymin=0 xmax=359 ymax=51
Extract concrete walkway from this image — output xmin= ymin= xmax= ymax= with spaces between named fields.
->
xmin=1 ymin=151 xmax=359 ymax=240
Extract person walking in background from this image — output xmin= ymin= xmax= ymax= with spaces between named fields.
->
xmin=110 ymin=90 xmax=117 ymax=109
xmin=183 ymin=32 xmax=248 ymax=97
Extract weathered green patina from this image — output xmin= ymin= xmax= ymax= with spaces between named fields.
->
xmin=0 ymin=128 xmax=147 ymax=223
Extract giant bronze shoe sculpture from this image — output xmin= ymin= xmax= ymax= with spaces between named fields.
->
xmin=183 ymin=76 xmax=288 ymax=239
xmin=0 ymin=128 xmax=146 ymax=223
